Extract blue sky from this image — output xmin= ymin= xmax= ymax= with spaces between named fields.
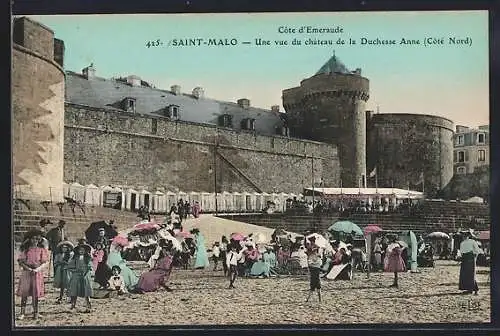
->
xmin=28 ymin=11 xmax=489 ymax=127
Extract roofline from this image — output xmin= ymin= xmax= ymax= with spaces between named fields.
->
xmin=370 ymin=113 xmax=454 ymax=125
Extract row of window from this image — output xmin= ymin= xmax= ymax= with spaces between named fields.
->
xmin=454 ymin=149 xmax=486 ymax=163
xmin=124 ymin=98 xmax=179 ymax=119
xmin=455 ymin=132 xmax=486 ymax=145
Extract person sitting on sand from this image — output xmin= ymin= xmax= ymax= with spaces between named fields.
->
xmin=108 ymin=266 xmax=127 ymax=294
xmin=135 ymin=239 xmax=174 ymax=293
xmin=107 ymin=244 xmax=139 ymax=292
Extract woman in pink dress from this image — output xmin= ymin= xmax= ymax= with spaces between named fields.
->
xmin=136 ymin=240 xmax=174 ymax=293
xmin=16 ymin=231 xmax=49 ymax=320
xmin=384 ymin=235 xmax=406 ymax=288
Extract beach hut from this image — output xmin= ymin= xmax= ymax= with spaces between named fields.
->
xmin=113 ymin=186 xmax=125 ymax=209
xmin=279 ymin=192 xmax=289 ymax=212
xmin=223 ymin=191 xmax=233 ymax=212
xmin=215 ymin=192 xmax=224 ymax=213
xmin=165 ymin=191 xmax=177 ymax=211
xmin=100 ymin=185 xmax=121 ymax=209
xmin=84 ymin=184 xmax=100 ymax=206
xmin=177 ymin=191 xmax=188 ymax=204
xmin=262 ymin=192 xmax=272 ymax=206
xmin=153 ymin=190 xmax=166 ymax=212
xmin=189 ymin=191 xmax=201 ymax=203
xmin=69 ymin=182 xmax=85 ymax=202
xmin=254 ymin=192 xmax=264 ymax=211
xmin=63 ymin=182 xmax=70 ymax=198
xmin=233 ymin=192 xmax=244 ymax=212
xmin=125 ymin=187 xmax=139 ymax=210
xmin=201 ymin=192 xmax=213 ymax=212
xmin=243 ymin=192 xmax=254 ymax=212
xmin=138 ymin=188 xmax=152 ymax=209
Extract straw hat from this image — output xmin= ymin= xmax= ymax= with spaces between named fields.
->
xmin=57 ymin=240 xmax=74 ymax=250
xmin=74 ymin=243 xmax=92 ymax=254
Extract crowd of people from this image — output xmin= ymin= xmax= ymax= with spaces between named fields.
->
xmin=15 ymin=216 xmax=486 ymax=320
xmin=286 ymin=198 xmax=423 ymax=216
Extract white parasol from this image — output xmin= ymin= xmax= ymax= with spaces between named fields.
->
xmin=427 ymin=232 xmax=450 ymax=239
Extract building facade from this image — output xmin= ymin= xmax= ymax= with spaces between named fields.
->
xmin=453 ymin=125 xmax=490 ymax=175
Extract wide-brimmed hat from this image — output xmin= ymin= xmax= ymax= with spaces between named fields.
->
xmin=57 ymin=240 xmax=74 ymax=250
xmin=23 ymin=229 xmax=45 ymax=242
xmin=190 ymin=228 xmax=200 ymax=234
xmin=111 ymin=265 xmax=121 ymax=273
xmin=74 ymin=243 xmax=92 ymax=254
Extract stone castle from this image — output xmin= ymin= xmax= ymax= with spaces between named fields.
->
xmin=13 ymin=17 xmax=464 ymax=203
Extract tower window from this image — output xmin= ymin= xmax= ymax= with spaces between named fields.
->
xmin=456 ymin=135 xmax=464 ymax=145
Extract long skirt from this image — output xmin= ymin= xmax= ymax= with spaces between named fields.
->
xmin=137 ymin=269 xmax=170 ymax=292
xmin=384 ymin=254 xmax=406 ymax=273
xmin=17 ymin=270 xmax=45 ymax=298
xmin=68 ymin=273 xmax=93 ymax=298
xmin=53 ymin=265 xmax=71 ymax=289
xmin=94 ymin=262 xmax=113 ymax=288
xmin=309 ymin=267 xmax=321 ymax=290
xmin=459 ymin=253 xmax=479 ymax=292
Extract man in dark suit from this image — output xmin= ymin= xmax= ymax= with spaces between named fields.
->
xmin=46 ymin=220 xmax=67 ymax=274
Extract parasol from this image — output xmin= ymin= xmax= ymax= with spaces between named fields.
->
xmin=427 ymin=232 xmax=450 ymax=239
xmin=253 ymin=232 xmax=267 ymax=244
xmin=85 ymin=221 xmax=118 ymax=246
xmin=133 ymin=221 xmax=161 ymax=232
xmin=306 ymin=233 xmax=333 ymax=253
xmin=231 ymin=233 xmax=246 ymax=241
xmin=328 ymin=221 xmax=364 ymax=236
xmin=364 ymin=225 xmax=382 ymax=235
xmin=112 ymin=235 xmax=130 ymax=247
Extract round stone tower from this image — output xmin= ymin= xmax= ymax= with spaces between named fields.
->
xmin=12 ymin=17 xmax=66 ymax=202
xmin=366 ymin=113 xmax=454 ymax=197
xmin=282 ymin=54 xmax=370 ymax=188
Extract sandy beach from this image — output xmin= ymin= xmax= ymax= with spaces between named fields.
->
xmin=13 ymin=259 xmax=490 ymax=327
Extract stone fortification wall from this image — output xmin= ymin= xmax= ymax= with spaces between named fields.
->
xmin=64 ymin=104 xmax=340 ymax=194
xmin=12 ymin=17 xmax=66 ymax=202
xmin=367 ymin=113 xmax=454 ymax=197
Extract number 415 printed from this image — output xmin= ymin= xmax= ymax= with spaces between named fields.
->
xmin=458 ymin=299 xmax=481 ymax=311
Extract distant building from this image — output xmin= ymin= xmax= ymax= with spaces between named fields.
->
xmin=453 ymin=125 xmax=489 ymax=175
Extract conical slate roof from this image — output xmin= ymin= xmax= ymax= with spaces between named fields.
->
xmin=315 ymin=53 xmax=351 ymax=75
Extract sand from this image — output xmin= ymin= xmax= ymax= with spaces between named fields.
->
xmin=13 ymin=259 xmax=490 ymax=327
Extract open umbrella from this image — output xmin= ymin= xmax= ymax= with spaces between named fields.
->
xmin=231 ymin=233 xmax=245 ymax=241
xmin=305 ymin=233 xmax=332 ymax=251
xmin=133 ymin=221 xmax=161 ymax=232
xmin=364 ymin=225 xmax=382 ymax=235
xmin=427 ymin=232 xmax=450 ymax=239
xmin=328 ymin=221 xmax=364 ymax=236
xmin=85 ymin=221 xmax=118 ymax=246
xmin=112 ymin=235 xmax=130 ymax=247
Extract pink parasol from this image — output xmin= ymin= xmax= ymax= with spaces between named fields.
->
xmin=231 ymin=232 xmax=246 ymax=241
xmin=112 ymin=235 xmax=129 ymax=247
xmin=364 ymin=225 xmax=382 ymax=235
xmin=175 ymin=230 xmax=193 ymax=239
xmin=133 ymin=221 xmax=161 ymax=231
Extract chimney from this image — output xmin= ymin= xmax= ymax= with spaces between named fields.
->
xmin=237 ymin=98 xmax=250 ymax=109
xmin=171 ymin=85 xmax=181 ymax=95
xmin=192 ymin=87 xmax=205 ymax=99
xmin=126 ymin=75 xmax=141 ymax=87
xmin=271 ymin=105 xmax=280 ymax=113
xmin=82 ymin=63 xmax=96 ymax=79
xmin=53 ymin=38 xmax=65 ymax=68
xmin=478 ymin=125 xmax=489 ymax=131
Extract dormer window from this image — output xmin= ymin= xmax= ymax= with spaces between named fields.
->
xmin=123 ymin=98 xmax=136 ymax=113
xmin=241 ymin=118 xmax=256 ymax=131
xmin=275 ymin=126 xmax=289 ymax=136
xmin=218 ymin=114 xmax=233 ymax=128
xmin=164 ymin=105 xmax=180 ymax=120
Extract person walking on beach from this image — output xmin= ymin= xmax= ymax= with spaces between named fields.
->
xmin=305 ymin=236 xmax=323 ymax=303
xmin=220 ymin=236 xmax=229 ymax=277
xmin=459 ymin=232 xmax=481 ymax=295
xmin=226 ymin=243 xmax=242 ymax=289
xmin=16 ymin=231 xmax=50 ymax=320
xmin=384 ymin=235 xmax=406 ymax=288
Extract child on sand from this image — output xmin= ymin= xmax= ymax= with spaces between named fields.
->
xmin=67 ymin=244 xmax=94 ymax=312
xmin=16 ymin=231 xmax=50 ymax=320
xmin=384 ymin=235 xmax=406 ymax=288
xmin=226 ymin=243 xmax=243 ymax=289
xmin=211 ymin=242 xmax=221 ymax=271
xmin=108 ymin=266 xmax=127 ymax=294
xmin=53 ymin=241 xmax=74 ymax=304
